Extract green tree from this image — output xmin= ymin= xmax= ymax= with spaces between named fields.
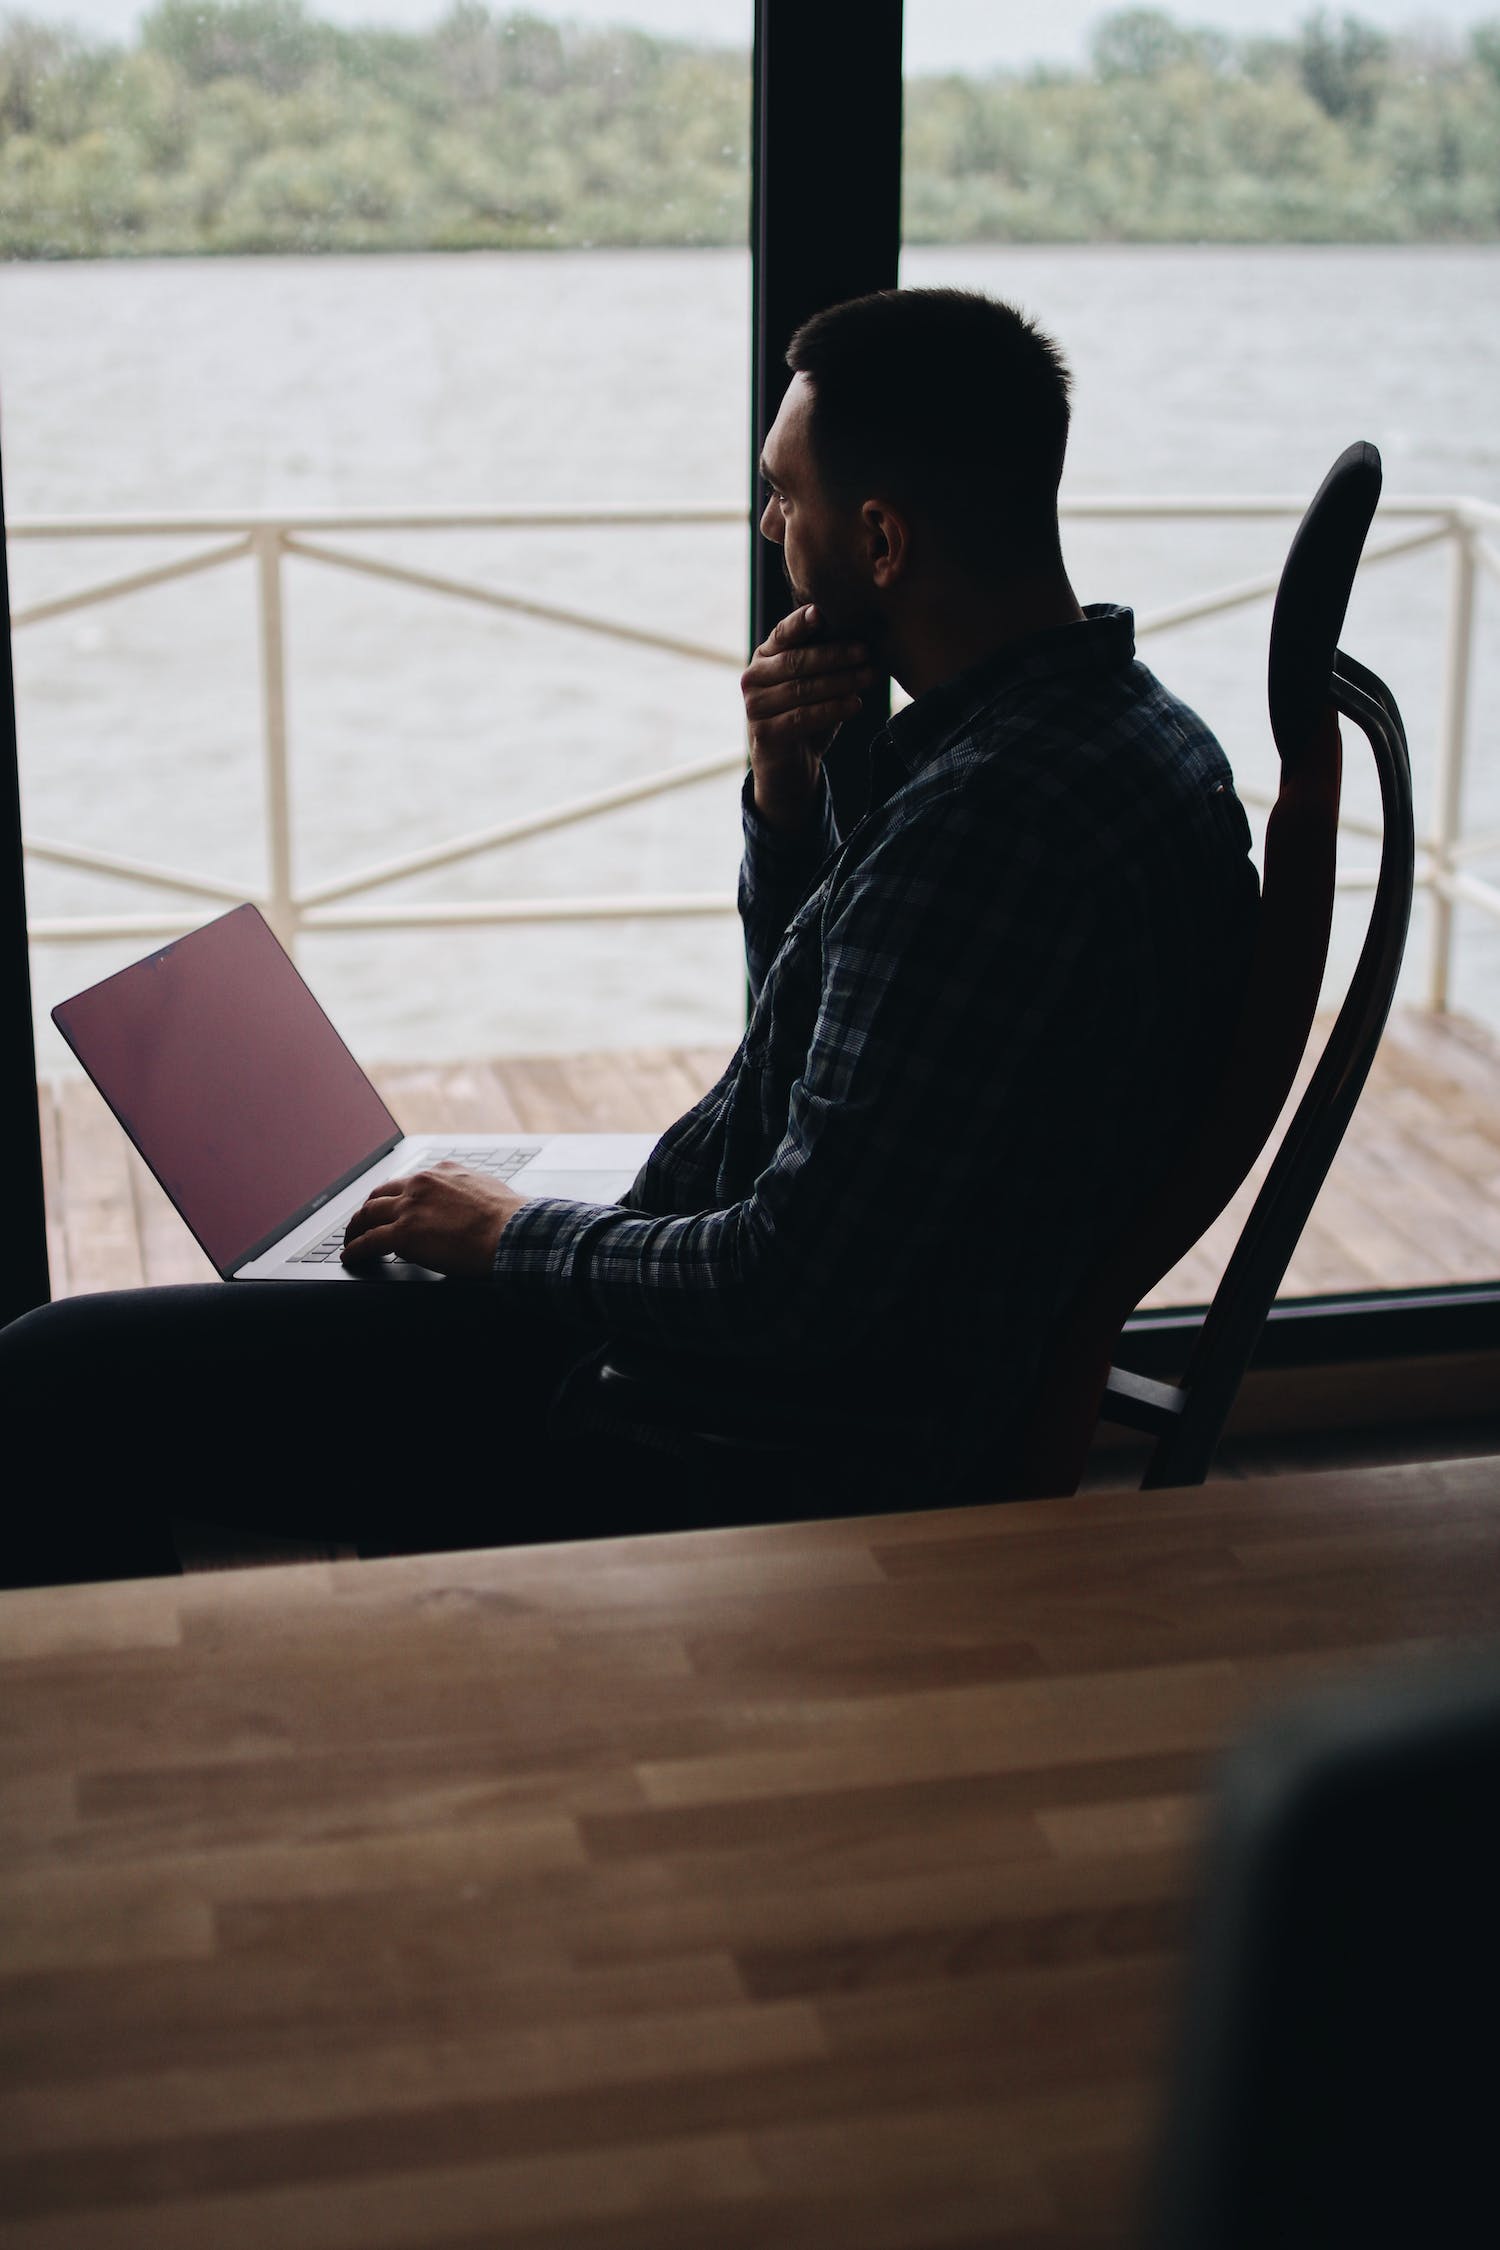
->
xmin=1090 ymin=9 xmax=1205 ymax=80
xmin=141 ymin=0 xmax=328 ymax=95
xmin=1370 ymin=68 xmax=1500 ymax=233
xmin=114 ymin=50 xmax=193 ymax=172
xmin=1 ymin=18 xmax=72 ymax=135
xmin=1297 ymin=11 xmax=1391 ymax=126
xmin=1 ymin=15 xmax=117 ymax=143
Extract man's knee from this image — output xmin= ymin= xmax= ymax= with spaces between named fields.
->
xmin=0 ymin=1295 xmax=100 ymax=1393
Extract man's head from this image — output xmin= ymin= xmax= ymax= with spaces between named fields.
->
xmin=758 ymin=288 xmax=1074 ymax=649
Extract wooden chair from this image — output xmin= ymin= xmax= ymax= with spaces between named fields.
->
xmin=567 ymin=444 xmax=1414 ymax=1500
xmin=1015 ymin=440 xmax=1414 ymax=1493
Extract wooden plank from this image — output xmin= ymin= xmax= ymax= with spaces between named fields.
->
xmin=1381 ymin=1005 xmax=1500 ymax=1114
xmin=489 ymin=1054 xmax=595 ymax=1134
xmin=463 ymin=1062 xmax=530 ymax=1133
xmin=618 ymin=1045 xmax=729 ymax=1123
xmin=1331 ymin=1111 xmax=1500 ymax=1278
xmin=1141 ymin=1005 xmax=1500 ymax=1306
xmin=126 ymin=1151 xmax=215 ymax=1288
xmin=1285 ymin=1169 xmax=1423 ymax=1293
xmin=35 ymin=1082 xmax=69 ymax=1301
xmin=548 ymin=1049 xmax=655 ymax=1131
xmin=54 ymin=1078 xmax=144 ymax=1296
xmin=679 ymin=1045 xmax=737 ymax=1088
xmin=370 ymin=1060 xmax=523 ymax=1136
xmin=554 ymin=1049 xmax=682 ymax=1132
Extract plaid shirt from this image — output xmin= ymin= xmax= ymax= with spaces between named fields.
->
xmin=496 ymin=604 xmax=1258 ymax=1479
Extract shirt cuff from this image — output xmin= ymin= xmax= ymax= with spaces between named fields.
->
xmin=492 ymin=1194 xmax=608 ymax=1292
xmin=740 ymin=765 xmax=837 ymax=877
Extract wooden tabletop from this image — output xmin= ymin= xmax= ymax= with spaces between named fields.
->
xmin=2 ymin=1457 xmax=1497 ymax=2249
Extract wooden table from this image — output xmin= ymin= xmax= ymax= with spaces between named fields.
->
xmin=2 ymin=1458 xmax=1497 ymax=2248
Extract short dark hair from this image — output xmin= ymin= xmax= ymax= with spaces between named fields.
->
xmin=785 ymin=288 xmax=1073 ymax=574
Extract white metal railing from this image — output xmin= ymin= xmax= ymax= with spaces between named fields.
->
xmin=9 ymin=494 xmax=1500 ymax=1008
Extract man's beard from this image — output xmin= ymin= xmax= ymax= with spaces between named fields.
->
xmin=781 ymin=552 xmax=883 ymax=654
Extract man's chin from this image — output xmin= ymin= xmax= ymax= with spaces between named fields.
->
xmin=784 ymin=563 xmax=842 ymax=627
xmin=793 ymin=589 xmax=876 ymax=646
xmin=782 ymin=562 xmax=881 ymax=651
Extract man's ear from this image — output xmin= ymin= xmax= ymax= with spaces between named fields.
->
xmin=862 ymin=498 xmax=910 ymax=589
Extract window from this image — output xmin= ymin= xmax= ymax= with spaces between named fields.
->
xmin=4 ymin=0 xmax=755 ymax=1083
xmin=900 ymin=0 xmax=1500 ymax=1328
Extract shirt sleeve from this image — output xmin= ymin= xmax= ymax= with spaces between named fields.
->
xmin=737 ymin=766 xmax=839 ymax=999
xmin=492 ymin=786 xmax=1112 ymax=1361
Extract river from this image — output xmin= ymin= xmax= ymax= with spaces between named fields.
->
xmin=3 ymin=242 xmax=1496 ymax=1068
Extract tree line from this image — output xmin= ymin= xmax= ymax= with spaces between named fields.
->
xmin=1 ymin=1 xmax=1497 ymax=257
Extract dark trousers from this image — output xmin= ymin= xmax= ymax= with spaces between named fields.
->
xmin=0 ymin=1280 xmax=737 ymax=1587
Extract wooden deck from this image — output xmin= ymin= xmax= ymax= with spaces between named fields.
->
xmin=35 ymin=1007 xmax=1500 ymax=1307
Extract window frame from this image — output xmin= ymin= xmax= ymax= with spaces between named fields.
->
xmin=0 ymin=434 xmax=48 ymax=1330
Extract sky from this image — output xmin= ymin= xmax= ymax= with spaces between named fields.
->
xmin=20 ymin=0 xmax=1500 ymax=75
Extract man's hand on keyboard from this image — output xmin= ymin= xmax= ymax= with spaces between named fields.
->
xmin=341 ymin=1163 xmax=524 ymax=1279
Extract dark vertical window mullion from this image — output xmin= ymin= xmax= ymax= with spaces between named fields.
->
xmin=0 ymin=432 xmax=50 ymax=1326
xmin=750 ymin=0 xmax=904 ymax=833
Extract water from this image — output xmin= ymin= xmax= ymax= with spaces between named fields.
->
xmin=3 ymin=242 xmax=1497 ymax=1071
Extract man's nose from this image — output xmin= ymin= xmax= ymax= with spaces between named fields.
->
xmin=759 ymin=494 xmax=784 ymax=543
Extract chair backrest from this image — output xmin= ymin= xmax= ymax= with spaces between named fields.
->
xmin=1146 ymin=1650 xmax=1500 ymax=2248
xmin=1015 ymin=443 xmax=1413 ymax=1496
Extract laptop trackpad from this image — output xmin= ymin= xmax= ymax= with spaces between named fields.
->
xmin=517 ymin=1172 xmax=634 ymax=1204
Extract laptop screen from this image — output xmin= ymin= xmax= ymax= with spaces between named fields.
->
xmin=53 ymin=904 xmax=399 ymax=1274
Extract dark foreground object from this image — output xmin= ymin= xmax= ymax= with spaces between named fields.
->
xmin=1149 ymin=1647 xmax=1500 ymax=2247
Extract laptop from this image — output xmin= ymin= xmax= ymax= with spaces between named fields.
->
xmin=52 ymin=902 xmax=658 ymax=1283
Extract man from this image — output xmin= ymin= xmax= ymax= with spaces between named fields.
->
xmin=1 ymin=288 xmax=1257 ymax=1579
xmin=339 ymin=286 xmax=1259 ymax=1488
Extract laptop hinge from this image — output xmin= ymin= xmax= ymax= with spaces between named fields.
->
xmin=227 ymin=1131 xmax=404 ymax=1275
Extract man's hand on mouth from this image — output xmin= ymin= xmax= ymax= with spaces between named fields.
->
xmin=741 ymin=604 xmax=874 ymax=835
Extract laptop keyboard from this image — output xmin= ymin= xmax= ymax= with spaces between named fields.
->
xmin=291 ymin=1145 xmax=543 ymax=1263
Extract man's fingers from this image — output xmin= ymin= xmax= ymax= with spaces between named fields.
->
xmin=342 ymin=1176 xmax=408 ymax=1245
xmin=341 ymin=1217 xmax=402 ymax=1264
xmin=744 ymin=657 xmax=873 ymax=713
xmin=744 ymin=675 xmax=869 ymax=726
xmin=751 ymin=696 xmax=864 ymax=746
xmin=341 ymin=1207 xmax=392 ymax=1252
xmin=748 ymin=661 xmax=870 ymax=704
xmin=751 ymin=638 xmax=870 ymax=682
xmin=757 ymin=603 xmax=820 ymax=657
xmin=344 ymin=1162 xmax=457 ymax=1240
xmin=752 ymin=607 xmax=869 ymax=666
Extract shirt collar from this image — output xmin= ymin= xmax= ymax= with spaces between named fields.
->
xmin=881 ymin=603 xmax=1137 ymax=777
